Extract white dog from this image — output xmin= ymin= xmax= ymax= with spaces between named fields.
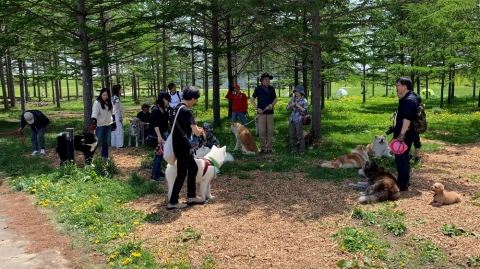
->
xmin=166 ymin=145 xmax=229 ymax=203
xmin=367 ymin=134 xmax=393 ymax=158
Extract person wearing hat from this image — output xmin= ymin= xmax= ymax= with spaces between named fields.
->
xmin=148 ymin=92 xmax=172 ymax=182
xmin=198 ymin=122 xmax=220 ymax=149
xmin=168 ymin=86 xmax=205 ymax=209
xmin=286 ymin=85 xmax=309 ymax=154
xmin=136 ymin=103 xmax=151 ymax=139
xmin=250 ymin=72 xmax=277 ymax=153
xmin=17 ymin=110 xmax=50 ymax=156
xmin=225 ymin=84 xmax=248 ymax=126
xmin=393 ymin=76 xmax=421 ymax=192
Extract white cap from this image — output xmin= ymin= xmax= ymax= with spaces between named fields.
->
xmin=24 ymin=112 xmax=34 ymax=124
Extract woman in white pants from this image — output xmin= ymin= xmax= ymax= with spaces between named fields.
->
xmin=111 ymin=84 xmax=125 ymax=148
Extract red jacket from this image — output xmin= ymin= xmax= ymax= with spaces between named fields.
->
xmin=225 ymin=91 xmax=248 ymax=112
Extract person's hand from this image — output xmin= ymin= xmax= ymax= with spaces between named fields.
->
xmin=45 ymin=125 xmax=49 ymax=132
xmin=397 ymin=134 xmax=405 ymax=142
xmin=257 ymin=108 xmax=264 ymax=114
xmin=91 ymin=118 xmax=97 ymax=128
xmin=265 ymin=104 xmax=273 ymax=110
xmin=15 ymin=128 xmax=23 ymax=135
xmin=111 ymin=122 xmax=117 ymax=131
xmin=157 ymin=137 xmax=163 ymax=144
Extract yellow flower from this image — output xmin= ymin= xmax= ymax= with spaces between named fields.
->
xmin=119 ymin=233 xmax=124 ymax=237
xmin=109 ymin=253 xmax=117 ymax=259
xmin=109 ymin=261 xmax=114 ymax=266
xmin=408 ymin=254 xmax=412 ymax=258
xmin=94 ymin=239 xmax=99 ymax=244
xmin=133 ymin=221 xmax=140 ymax=225
xmin=359 ymin=230 xmax=363 ymax=234
xmin=117 ymin=199 xmax=121 ymax=203
xmin=31 ymin=188 xmax=36 ymax=193
xmin=401 ymin=262 xmax=405 ymax=267
xmin=131 ymin=252 xmax=141 ymax=258
xmin=12 ymin=179 xmax=15 ymax=182
xmin=340 ymin=246 xmax=345 ymax=252
xmin=367 ymin=244 xmax=373 ymax=249
xmin=121 ymin=257 xmax=132 ymax=265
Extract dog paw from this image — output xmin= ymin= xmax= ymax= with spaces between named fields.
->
xmin=358 ymin=196 xmax=367 ymax=203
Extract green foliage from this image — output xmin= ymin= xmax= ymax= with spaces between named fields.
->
xmin=441 ymin=224 xmax=476 ymax=238
xmin=467 ymin=256 xmax=480 ymax=267
xmin=332 ymin=227 xmax=389 ymax=260
xmin=91 ymin=157 xmax=119 ymax=178
xmin=352 ymin=203 xmax=407 ymax=236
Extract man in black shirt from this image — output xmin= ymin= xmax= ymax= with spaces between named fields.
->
xmin=136 ymin=104 xmax=151 ymax=138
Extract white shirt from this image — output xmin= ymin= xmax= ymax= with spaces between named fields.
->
xmin=169 ymin=91 xmax=183 ymax=108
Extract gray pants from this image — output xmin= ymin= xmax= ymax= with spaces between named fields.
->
xmin=289 ymin=121 xmax=305 ymax=152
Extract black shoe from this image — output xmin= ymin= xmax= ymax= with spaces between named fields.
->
xmin=150 ymin=175 xmax=164 ymax=182
xmin=118 ymin=146 xmax=126 ymax=149
xmin=400 ymin=186 xmax=409 ymax=192
xmin=414 ymin=156 xmax=421 ymax=162
xmin=260 ymin=149 xmax=266 ymax=153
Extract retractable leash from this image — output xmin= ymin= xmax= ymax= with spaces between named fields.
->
xmin=0 ymin=130 xmax=26 ymax=143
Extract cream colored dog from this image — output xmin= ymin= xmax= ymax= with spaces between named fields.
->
xmin=430 ymin=182 xmax=461 ymax=206
xmin=321 ymin=145 xmax=369 ymax=168
xmin=367 ymin=134 xmax=393 ymax=158
xmin=166 ymin=145 xmax=228 ymax=202
xmin=230 ymin=122 xmax=258 ymax=154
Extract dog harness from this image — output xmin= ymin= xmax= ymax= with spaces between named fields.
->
xmin=202 ymin=157 xmax=220 ymax=178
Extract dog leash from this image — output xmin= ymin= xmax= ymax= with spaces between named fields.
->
xmin=0 ymin=130 xmax=26 ymax=143
xmin=245 ymin=114 xmax=260 ymax=126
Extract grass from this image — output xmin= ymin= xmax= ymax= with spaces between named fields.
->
xmin=1 ymin=88 xmax=479 ymax=268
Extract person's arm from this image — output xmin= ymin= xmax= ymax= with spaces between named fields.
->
xmin=225 ymin=90 xmax=233 ymax=99
xmin=286 ymin=98 xmax=294 ymax=110
xmin=265 ymin=98 xmax=277 ymax=111
xmin=397 ymin=119 xmax=411 ymax=142
xmin=115 ymin=101 xmax=122 ymax=122
xmin=191 ymin=124 xmax=204 ymax=137
xmin=154 ymin=126 xmax=163 ymax=144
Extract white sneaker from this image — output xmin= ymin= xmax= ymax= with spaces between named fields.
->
xmin=186 ymin=197 xmax=205 ymax=205
xmin=40 ymin=149 xmax=46 ymax=155
xmin=167 ymin=203 xmax=188 ymax=210
xmin=31 ymin=150 xmax=39 ymax=156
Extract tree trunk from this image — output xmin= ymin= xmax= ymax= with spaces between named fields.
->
xmin=226 ymin=15 xmax=233 ymax=118
xmin=204 ymin=40 xmax=209 ymax=111
xmin=18 ymin=59 xmax=26 ymax=111
xmin=0 ymin=57 xmax=8 ymax=109
xmin=162 ymin=27 xmax=167 ymax=92
xmin=6 ymin=53 xmax=15 ymax=108
xmin=440 ymin=56 xmax=445 ymax=108
xmin=311 ymin=7 xmax=322 ymax=140
xmin=77 ymin=0 xmax=95 ymax=131
xmin=211 ymin=2 xmax=221 ymax=127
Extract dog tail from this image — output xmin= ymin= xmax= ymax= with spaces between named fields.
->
xmin=358 ymin=194 xmax=380 ymax=204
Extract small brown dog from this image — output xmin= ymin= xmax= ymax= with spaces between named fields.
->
xmin=430 ymin=182 xmax=461 ymax=206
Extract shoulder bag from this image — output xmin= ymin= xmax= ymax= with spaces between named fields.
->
xmin=164 ymin=105 xmax=185 ymax=165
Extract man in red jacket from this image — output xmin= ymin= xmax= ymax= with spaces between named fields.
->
xmin=225 ymin=84 xmax=248 ymax=126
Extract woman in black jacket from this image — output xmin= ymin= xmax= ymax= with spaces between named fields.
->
xmin=149 ymin=92 xmax=172 ymax=182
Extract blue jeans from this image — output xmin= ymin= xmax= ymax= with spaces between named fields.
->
xmin=31 ymin=126 xmax=46 ymax=151
xmin=151 ymin=154 xmax=164 ymax=176
xmin=232 ymin=112 xmax=247 ymax=126
xmin=95 ymin=125 xmax=111 ymax=158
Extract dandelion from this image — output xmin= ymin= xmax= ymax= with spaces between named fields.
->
xmin=117 ymin=199 xmax=121 ymax=203
xmin=408 ymin=254 xmax=412 ymax=258
xmin=359 ymin=230 xmax=364 ymax=234
xmin=119 ymin=233 xmax=124 ymax=237
xmin=109 ymin=261 xmax=114 ymax=266
xmin=60 ymin=209 xmax=64 ymax=213
xmin=367 ymin=244 xmax=373 ymax=249
xmin=131 ymin=252 xmax=141 ymax=258
xmin=31 ymin=188 xmax=36 ymax=193
xmin=94 ymin=239 xmax=99 ymax=244
xmin=12 ymin=180 xmax=15 ymax=182
xmin=340 ymin=245 xmax=345 ymax=252
xmin=109 ymin=253 xmax=117 ymax=259
xmin=401 ymin=262 xmax=405 ymax=267
xmin=121 ymin=257 xmax=132 ymax=265
xmin=133 ymin=221 xmax=140 ymax=225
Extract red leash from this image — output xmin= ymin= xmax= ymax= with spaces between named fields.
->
xmin=0 ymin=131 xmax=26 ymax=143
xmin=87 ymin=124 xmax=96 ymax=134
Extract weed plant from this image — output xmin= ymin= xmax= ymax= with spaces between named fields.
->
xmin=352 ymin=203 xmax=407 ymax=236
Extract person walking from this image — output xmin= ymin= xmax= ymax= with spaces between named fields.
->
xmin=168 ymin=86 xmax=205 ymax=210
xmin=111 ymin=84 xmax=125 ymax=148
xmin=392 ymin=76 xmax=421 ymax=191
xmin=91 ymin=88 xmax=116 ymax=159
xmin=250 ymin=72 xmax=277 ymax=153
xmin=17 ymin=110 xmax=50 ymax=156
xmin=149 ymin=93 xmax=171 ymax=182
xmin=286 ymin=85 xmax=308 ymax=155
xmin=225 ymin=84 xmax=248 ymax=126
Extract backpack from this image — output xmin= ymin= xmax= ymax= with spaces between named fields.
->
xmin=413 ymin=101 xmax=428 ymax=133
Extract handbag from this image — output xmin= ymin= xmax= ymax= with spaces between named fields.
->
xmin=302 ymin=115 xmax=311 ymax=125
xmin=164 ymin=105 xmax=185 ymax=165
xmin=145 ymin=135 xmax=158 ymax=149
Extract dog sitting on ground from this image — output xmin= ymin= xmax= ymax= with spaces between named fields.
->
xmin=321 ymin=145 xmax=369 ymax=168
xmin=430 ymin=182 xmax=462 ymax=206
xmin=367 ymin=134 xmax=393 ymax=158
xmin=128 ymin=117 xmax=145 ymax=147
xmin=56 ymin=132 xmax=98 ymax=165
xmin=166 ymin=145 xmax=229 ymax=203
xmin=353 ymin=161 xmax=400 ymax=204
xmin=230 ymin=122 xmax=258 ymax=154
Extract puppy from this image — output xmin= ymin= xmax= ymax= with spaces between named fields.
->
xmin=230 ymin=122 xmax=258 ymax=154
xmin=56 ymin=132 xmax=98 ymax=165
xmin=367 ymin=134 xmax=393 ymax=158
xmin=430 ymin=182 xmax=461 ymax=206
xmin=321 ymin=145 xmax=369 ymax=168
xmin=166 ymin=145 xmax=229 ymax=203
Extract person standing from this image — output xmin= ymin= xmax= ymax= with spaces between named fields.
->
xmin=149 ymin=93 xmax=171 ymax=182
xmin=225 ymin=84 xmax=248 ymax=126
xmin=111 ymin=84 xmax=125 ymax=148
xmin=168 ymin=86 xmax=205 ymax=210
xmin=17 ymin=110 xmax=50 ymax=156
xmin=168 ymin=83 xmax=183 ymax=109
xmin=250 ymin=72 xmax=277 ymax=153
xmin=91 ymin=88 xmax=116 ymax=159
xmin=286 ymin=85 xmax=308 ymax=155
xmin=393 ymin=77 xmax=420 ymax=191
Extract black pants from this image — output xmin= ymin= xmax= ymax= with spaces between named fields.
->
xmin=169 ymin=145 xmax=198 ymax=204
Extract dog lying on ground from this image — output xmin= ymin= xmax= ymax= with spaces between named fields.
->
xmin=166 ymin=145 xmax=228 ymax=203
xmin=367 ymin=134 xmax=393 ymax=158
xmin=56 ymin=132 xmax=98 ymax=165
xmin=430 ymin=182 xmax=461 ymax=206
xmin=353 ymin=161 xmax=400 ymax=204
xmin=321 ymin=145 xmax=369 ymax=168
xmin=230 ymin=122 xmax=258 ymax=154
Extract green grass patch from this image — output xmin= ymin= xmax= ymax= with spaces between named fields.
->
xmin=352 ymin=203 xmax=407 ymax=236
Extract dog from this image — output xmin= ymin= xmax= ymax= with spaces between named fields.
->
xmin=194 ymin=145 xmax=234 ymax=162
xmin=166 ymin=145 xmax=228 ymax=203
xmin=56 ymin=132 xmax=98 ymax=165
xmin=321 ymin=145 xmax=369 ymax=168
xmin=367 ymin=134 xmax=393 ymax=158
xmin=230 ymin=122 xmax=258 ymax=154
xmin=354 ymin=161 xmax=400 ymax=204
xmin=128 ymin=117 xmax=146 ymax=147
xmin=430 ymin=182 xmax=461 ymax=206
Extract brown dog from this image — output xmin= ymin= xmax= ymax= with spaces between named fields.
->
xmin=321 ymin=145 xmax=369 ymax=169
xmin=430 ymin=182 xmax=461 ymax=206
xmin=230 ymin=122 xmax=258 ymax=154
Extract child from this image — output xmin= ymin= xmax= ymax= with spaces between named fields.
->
xmin=286 ymin=85 xmax=308 ymax=154
xmin=198 ymin=122 xmax=220 ymax=149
